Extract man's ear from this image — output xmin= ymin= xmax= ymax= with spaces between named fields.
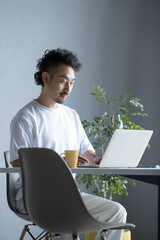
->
xmin=42 ymin=72 xmax=50 ymax=85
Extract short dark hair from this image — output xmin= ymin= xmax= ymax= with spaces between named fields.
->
xmin=34 ymin=48 xmax=82 ymax=86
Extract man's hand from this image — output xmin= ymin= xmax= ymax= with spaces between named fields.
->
xmin=78 ymin=155 xmax=90 ymax=165
xmin=11 ymin=159 xmax=20 ymax=167
xmin=78 ymin=150 xmax=102 ymax=166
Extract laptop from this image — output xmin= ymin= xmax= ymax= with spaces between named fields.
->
xmin=80 ymin=129 xmax=153 ymax=168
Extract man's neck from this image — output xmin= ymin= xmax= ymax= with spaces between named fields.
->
xmin=36 ymin=96 xmax=58 ymax=109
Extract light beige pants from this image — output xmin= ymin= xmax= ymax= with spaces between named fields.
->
xmin=81 ymin=192 xmax=127 ymax=240
xmin=16 ymin=192 xmax=127 ymax=240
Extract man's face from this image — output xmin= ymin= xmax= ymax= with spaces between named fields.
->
xmin=43 ymin=64 xmax=75 ymax=105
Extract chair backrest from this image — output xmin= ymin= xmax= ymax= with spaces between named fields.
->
xmin=4 ymin=151 xmax=19 ymax=212
xmin=19 ymin=148 xmax=121 ymax=234
xmin=4 ymin=151 xmax=30 ymax=221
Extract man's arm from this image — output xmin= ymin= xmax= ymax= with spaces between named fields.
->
xmin=10 ymin=113 xmax=34 ymax=169
xmin=11 ymin=159 xmax=20 ymax=167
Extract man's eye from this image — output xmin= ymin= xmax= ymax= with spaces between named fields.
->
xmin=61 ymin=81 xmax=67 ymax=84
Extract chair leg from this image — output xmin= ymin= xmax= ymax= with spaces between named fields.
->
xmin=100 ymin=230 xmax=107 ymax=240
xmin=72 ymin=235 xmax=80 ymax=240
xmin=44 ymin=232 xmax=48 ymax=240
xmin=45 ymin=232 xmax=52 ymax=240
xmin=100 ymin=236 xmax=106 ymax=240
xmin=19 ymin=225 xmax=29 ymax=240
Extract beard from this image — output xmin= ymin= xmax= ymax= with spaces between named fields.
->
xmin=54 ymin=92 xmax=69 ymax=104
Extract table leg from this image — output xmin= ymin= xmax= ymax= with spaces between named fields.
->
xmin=158 ymin=184 xmax=160 ymax=240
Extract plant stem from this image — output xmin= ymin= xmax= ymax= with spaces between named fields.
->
xmin=109 ymin=176 xmax=114 ymax=200
xmin=111 ymin=114 xmax=115 ymax=133
xmin=109 ymin=115 xmax=115 ymax=200
xmin=101 ymin=146 xmax=104 ymax=157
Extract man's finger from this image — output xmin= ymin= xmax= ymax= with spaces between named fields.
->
xmin=78 ymin=155 xmax=89 ymax=163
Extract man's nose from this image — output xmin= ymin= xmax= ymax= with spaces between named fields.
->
xmin=64 ymin=82 xmax=71 ymax=92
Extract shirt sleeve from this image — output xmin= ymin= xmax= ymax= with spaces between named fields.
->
xmin=75 ymin=113 xmax=95 ymax=155
xmin=10 ymin=113 xmax=34 ymax=162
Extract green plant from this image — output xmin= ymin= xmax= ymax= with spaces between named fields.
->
xmin=76 ymin=86 xmax=149 ymax=200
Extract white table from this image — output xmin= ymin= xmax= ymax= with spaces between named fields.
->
xmin=0 ymin=168 xmax=20 ymax=173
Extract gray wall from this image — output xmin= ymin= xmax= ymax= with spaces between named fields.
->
xmin=0 ymin=0 xmax=159 ymax=239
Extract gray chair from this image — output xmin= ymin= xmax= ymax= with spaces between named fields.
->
xmin=19 ymin=148 xmax=135 ymax=240
xmin=4 ymin=151 xmax=50 ymax=240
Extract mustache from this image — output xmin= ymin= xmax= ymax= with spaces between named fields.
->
xmin=60 ymin=92 xmax=69 ymax=95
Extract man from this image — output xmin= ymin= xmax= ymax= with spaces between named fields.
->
xmin=10 ymin=48 xmax=127 ymax=240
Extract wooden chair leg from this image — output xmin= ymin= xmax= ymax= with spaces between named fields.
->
xmin=19 ymin=225 xmax=29 ymax=240
xmin=48 ymin=232 xmax=52 ymax=240
xmin=100 ymin=229 xmax=107 ymax=240
xmin=100 ymin=236 xmax=106 ymax=240
xmin=45 ymin=232 xmax=52 ymax=240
